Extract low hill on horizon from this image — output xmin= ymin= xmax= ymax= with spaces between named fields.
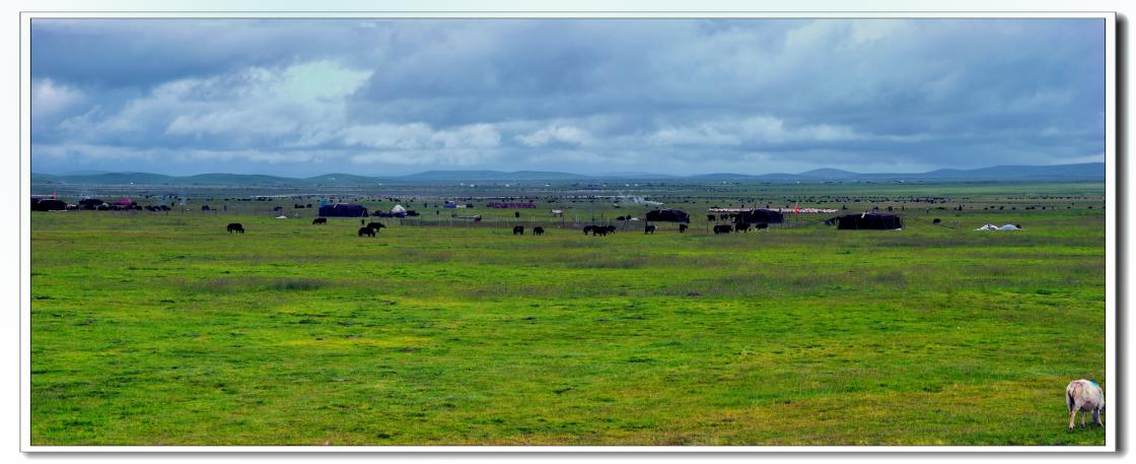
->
xmin=30 ymin=162 xmax=1105 ymax=187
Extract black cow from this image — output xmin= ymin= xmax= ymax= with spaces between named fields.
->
xmin=366 ymin=222 xmax=386 ymax=232
xmin=533 ymin=226 xmax=545 ymax=236
xmin=644 ymin=224 xmax=656 ymax=234
xmin=735 ymin=223 xmax=751 ymax=233
xmin=754 ymin=223 xmax=769 ymax=230
xmin=312 ymin=217 xmax=327 ymax=225
xmin=513 ymin=225 xmax=525 ymax=235
xmin=713 ymin=224 xmax=732 ymax=234
xmin=358 ymin=227 xmax=376 ymax=237
xmin=932 ymin=218 xmax=942 ymax=224
xmin=582 ymin=225 xmax=594 ymax=235
xmin=227 ymin=223 xmax=245 ymax=234
xmin=592 ymin=225 xmax=615 ymax=236
xmin=679 ymin=224 xmax=688 ymax=233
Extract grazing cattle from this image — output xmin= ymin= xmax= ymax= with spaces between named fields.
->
xmin=312 ymin=217 xmax=327 ymax=225
xmin=592 ymin=225 xmax=616 ymax=236
xmin=644 ymin=224 xmax=656 ymax=234
xmin=366 ymin=222 xmax=386 ymax=232
xmin=735 ymin=223 xmax=751 ymax=233
xmin=1066 ymin=379 xmax=1105 ymax=430
xmin=582 ymin=225 xmax=595 ymax=235
xmin=754 ymin=223 xmax=769 ymax=231
xmin=933 ymin=218 xmax=942 ymax=224
xmin=679 ymin=224 xmax=688 ymax=233
xmin=713 ymin=224 xmax=732 ymax=234
xmin=513 ymin=225 xmax=525 ymax=235
xmin=533 ymin=226 xmax=545 ymax=236
xmin=358 ymin=227 xmax=376 ymax=237
xmin=226 ymin=223 xmax=245 ymax=234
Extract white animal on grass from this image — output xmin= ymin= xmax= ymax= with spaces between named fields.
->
xmin=1066 ymin=379 xmax=1105 ymax=430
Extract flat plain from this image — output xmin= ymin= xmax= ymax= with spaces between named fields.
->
xmin=29 ymin=181 xmax=1107 ymax=445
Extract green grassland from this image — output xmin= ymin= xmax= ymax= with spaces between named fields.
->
xmin=29 ymin=182 xmax=1107 ymax=446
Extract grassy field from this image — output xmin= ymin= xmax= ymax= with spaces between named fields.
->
xmin=29 ymin=182 xmax=1107 ymax=446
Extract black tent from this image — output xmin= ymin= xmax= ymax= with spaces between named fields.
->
xmin=32 ymin=198 xmax=68 ymax=211
xmin=734 ymin=209 xmax=784 ymax=224
xmin=78 ymin=198 xmax=106 ymax=210
xmin=836 ymin=213 xmax=903 ymax=230
xmin=645 ymin=209 xmax=690 ymax=223
xmin=318 ymin=204 xmax=369 ymax=217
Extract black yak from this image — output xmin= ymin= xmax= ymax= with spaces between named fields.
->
xmin=679 ymin=224 xmax=688 ymax=233
xmin=227 ymin=223 xmax=245 ymax=234
xmin=644 ymin=224 xmax=656 ymax=234
xmin=513 ymin=225 xmax=525 ymax=235
xmin=312 ymin=217 xmax=327 ymax=225
xmin=533 ymin=226 xmax=545 ymax=236
xmin=358 ymin=227 xmax=376 ymax=237
xmin=592 ymin=225 xmax=616 ymax=236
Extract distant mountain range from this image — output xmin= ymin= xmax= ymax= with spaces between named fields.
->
xmin=30 ymin=162 xmax=1104 ymax=186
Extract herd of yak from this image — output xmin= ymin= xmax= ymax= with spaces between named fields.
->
xmin=223 ymin=217 xmax=775 ymax=237
xmin=227 ymin=218 xmax=391 ymax=237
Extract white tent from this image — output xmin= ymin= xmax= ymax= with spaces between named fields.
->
xmin=391 ymin=204 xmax=407 ymax=214
xmin=976 ymin=223 xmax=1021 ymax=231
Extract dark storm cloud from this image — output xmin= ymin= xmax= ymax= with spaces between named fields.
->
xmin=30 ymin=18 xmax=1105 ymax=176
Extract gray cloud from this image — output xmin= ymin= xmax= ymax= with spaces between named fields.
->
xmin=31 ymin=18 xmax=1105 ymax=176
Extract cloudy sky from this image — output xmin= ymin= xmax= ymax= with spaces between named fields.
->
xmin=31 ymin=18 xmax=1104 ymax=177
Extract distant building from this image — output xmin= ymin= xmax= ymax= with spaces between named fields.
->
xmin=487 ymin=202 xmax=536 ymax=208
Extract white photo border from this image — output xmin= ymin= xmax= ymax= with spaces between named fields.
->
xmin=17 ymin=9 xmax=1118 ymax=453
